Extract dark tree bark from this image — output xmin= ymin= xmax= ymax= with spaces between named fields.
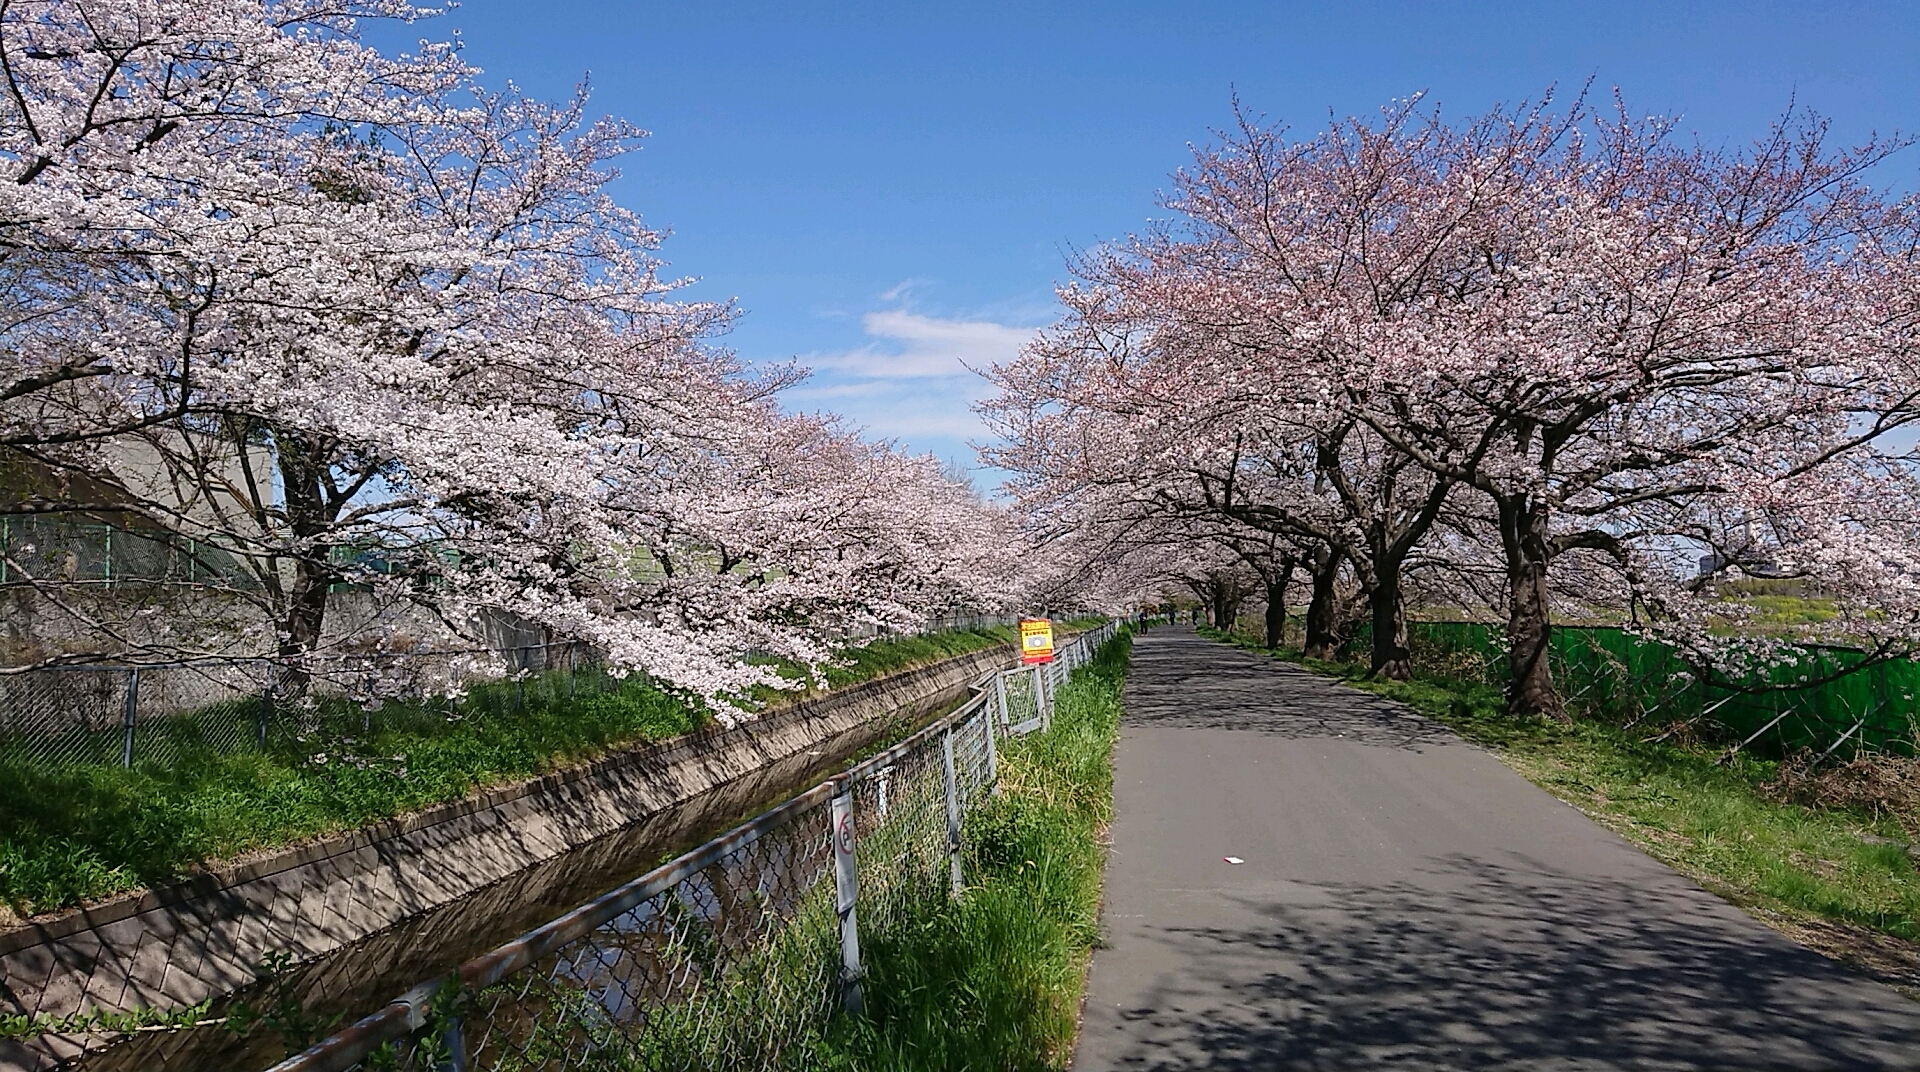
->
xmin=1286 ymin=423 xmax=1455 ymax=681
xmin=1210 ymin=583 xmax=1246 ymax=630
xmin=1498 ymin=492 xmax=1563 ymax=720
xmin=1263 ymin=560 xmax=1294 ymax=649
xmin=270 ymin=429 xmax=351 ymax=693
xmin=1303 ymin=545 xmax=1342 ymax=660
xmin=1368 ymin=567 xmax=1411 ymax=680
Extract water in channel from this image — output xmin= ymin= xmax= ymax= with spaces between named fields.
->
xmin=66 ymin=701 xmax=936 ymax=1072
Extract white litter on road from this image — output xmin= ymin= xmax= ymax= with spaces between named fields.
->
xmin=1223 ymin=856 xmax=1245 ymax=865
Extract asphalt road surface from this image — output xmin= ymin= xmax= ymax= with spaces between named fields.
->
xmin=1072 ymin=626 xmax=1920 ymax=1070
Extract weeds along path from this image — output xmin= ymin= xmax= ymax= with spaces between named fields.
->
xmin=813 ymin=629 xmax=1130 ymax=1070
xmin=1074 ymin=625 xmax=1920 ymax=1071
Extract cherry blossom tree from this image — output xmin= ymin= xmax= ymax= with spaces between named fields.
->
xmin=0 ymin=0 xmax=466 ymax=453
xmin=991 ymin=88 xmax=1920 ymax=720
xmin=980 ymin=226 xmax=1454 ymax=677
xmin=1123 ymin=93 xmax=1918 ymax=716
xmin=586 ymin=406 xmax=1023 ymax=699
xmin=1 ymin=1 xmax=1027 ymax=705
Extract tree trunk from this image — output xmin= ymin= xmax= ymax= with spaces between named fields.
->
xmin=277 ymin=558 xmax=331 ymax=686
xmin=1501 ymin=495 xmax=1564 ymax=720
xmin=1303 ymin=548 xmax=1341 ymax=660
xmin=271 ymin=430 xmax=343 ymax=696
xmin=1368 ymin=564 xmax=1411 ymax=680
xmin=1263 ymin=564 xmax=1293 ymax=649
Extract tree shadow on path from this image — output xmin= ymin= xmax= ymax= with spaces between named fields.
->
xmin=1084 ymin=628 xmax=1920 ymax=1070
xmin=1098 ymin=851 xmax=1920 ymax=1070
xmin=1122 ymin=628 xmax=1451 ymax=751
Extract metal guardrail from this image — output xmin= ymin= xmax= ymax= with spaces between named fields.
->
xmin=262 ymin=621 xmax=1122 ymax=1072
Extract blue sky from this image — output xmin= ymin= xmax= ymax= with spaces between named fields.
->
xmin=373 ymin=1 xmax=1920 ymax=474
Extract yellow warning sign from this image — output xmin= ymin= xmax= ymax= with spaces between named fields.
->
xmin=1020 ymin=617 xmax=1055 ymax=664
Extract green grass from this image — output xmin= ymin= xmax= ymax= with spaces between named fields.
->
xmin=1736 ymin=593 xmax=1841 ymax=627
xmin=753 ymin=626 xmax=1019 ymax=701
xmin=326 ymin=632 xmax=1126 ymax=1072
xmin=1204 ymin=627 xmax=1920 ymax=950
xmin=0 ymin=628 xmax=1018 ymax=920
xmin=810 ymin=629 xmax=1130 ymax=1071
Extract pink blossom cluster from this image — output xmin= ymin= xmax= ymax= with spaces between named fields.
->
xmin=982 ymin=90 xmax=1920 ymax=715
xmin=0 ymin=2 xmax=1022 ymax=706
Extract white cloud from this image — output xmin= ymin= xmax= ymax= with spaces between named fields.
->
xmin=810 ymin=311 xmax=1037 ymax=379
xmin=785 ymin=379 xmax=991 ymax=439
xmin=790 ymin=307 xmax=1042 ymax=459
xmin=876 ymin=279 xmax=928 ymax=303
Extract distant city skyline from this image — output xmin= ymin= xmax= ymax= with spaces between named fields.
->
xmin=373 ymin=1 xmax=1920 ymax=476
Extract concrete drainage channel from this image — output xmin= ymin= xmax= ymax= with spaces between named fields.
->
xmin=0 ymin=642 xmax=1035 ymax=1072
xmin=264 ymin=623 xmax=1116 ymax=1072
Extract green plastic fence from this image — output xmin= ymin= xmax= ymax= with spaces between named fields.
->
xmin=1399 ymin=620 xmax=1920 ymax=757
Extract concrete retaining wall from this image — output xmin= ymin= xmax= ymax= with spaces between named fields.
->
xmin=0 ymin=643 xmax=1015 ymax=1070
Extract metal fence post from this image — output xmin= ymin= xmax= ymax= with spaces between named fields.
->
xmin=982 ymin=697 xmax=998 ymax=791
xmin=513 ymin=646 xmax=526 ymax=713
xmin=1033 ymin=664 xmax=1050 ymax=732
xmin=440 ymin=1012 xmax=467 ymax=1072
xmin=830 ymin=778 xmax=863 ymax=1015
xmin=258 ymin=682 xmax=272 ymax=750
xmin=120 ymin=668 xmax=139 ymax=768
xmin=993 ymin=671 xmax=1010 ymax=734
xmin=941 ymin=728 xmax=964 ymax=897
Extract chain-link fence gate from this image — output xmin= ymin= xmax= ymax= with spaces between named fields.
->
xmin=260 ymin=621 xmax=1121 ymax=1072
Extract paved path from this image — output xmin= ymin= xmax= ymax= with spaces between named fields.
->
xmin=1073 ymin=627 xmax=1920 ymax=1070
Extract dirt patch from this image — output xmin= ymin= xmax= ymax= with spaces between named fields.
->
xmin=1504 ymin=752 xmax=1920 ymax=998
xmin=1765 ymin=753 xmax=1920 ymax=837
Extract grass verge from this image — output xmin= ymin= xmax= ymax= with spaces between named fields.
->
xmin=755 ymin=626 xmax=1019 ymax=699
xmin=0 ymin=628 xmax=1017 ymax=921
xmin=1204 ymin=627 xmax=1920 ymax=992
xmin=810 ymin=628 xmax=1131 ymax=1070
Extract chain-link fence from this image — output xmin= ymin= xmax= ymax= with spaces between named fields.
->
xmin=836 ymin=613 xmax=1020 ymax=641
xmin=259 ymin=621 xmax=1120 ymax=1072
xmin=0 ymin=659 xmax=271 ymax=768
xmin=0 ymin=611 xmax=1029 ymax=772
xmin=0 ymin=641 xmax=614 ymax=771
xmin=923 ymin=612 xmax=1020 ymax=634
xmin=0 ymin=516 xmax=464 ymax=591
